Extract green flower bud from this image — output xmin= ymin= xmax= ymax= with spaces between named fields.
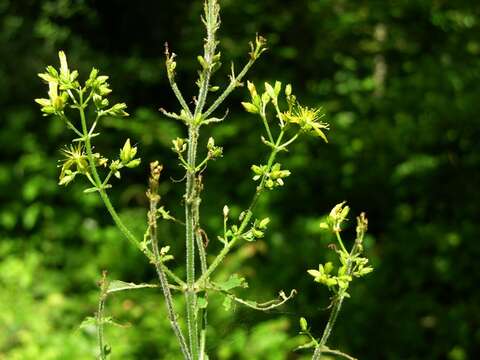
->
xmin=241 ymin=102 xmax=258 ymax=114
xmin=252 ymin=229 xmax=264 ymax=238
xmin=212 ymin=52 xmax=221 ymax=63
xmin=274 ymin=81 xmax=282 ymax=97
xmin=58 ymin=169 xmax=77 ymax=186
xmin=96 ymin=75 xmax=109 ymax=84
xmin=89 ymin=68 xmax=98 ymax=81
xmin=329 ymin=201 xmax=350 ymax=230
xmin=261 ymin=92 xmax=270 ymax=106
xmin=337 ymin=279 xmax=348 ymax=289
xmin=247 ymin=81 xmax=257 ymax=97
xmin=125 ymin=158 xmax=141 ymax=168
xmin=172 ymin=138 xmax=187 ymax=153
xmin=319 ymin=222 xmax=330 ymax=230
xmin=324 ymin=262 xmax=334 ymax=274
xmin=285 ymin=84 xmax=292 ymax=97
xmin=34 ymin=98 xmax=50 ymax=108
xmin=265 ymin=82 xmax=276 ymax=100
xmin=99 ymin=84 xmax=112 ymax=96
xmin=258 ymin=217 xmax=270 ymax=229
xmin=38 ymin=72 xmax=57 ymax=83
xmin=356 ymin=212 xmax=368 ymax=240
xmin=247 ymin=81 xmax=261 ymax=107
xmin=300 ymin=317 xmax=308 ymax=332
xmin=249 ymin=34 xmax=267 ymax=60
xmin=251 ymin=165 xmax=263 ymax=175
xmin=166 ymin=52 xmax=177 ymax=76
xmin=266 ymin=179 xmax=274 ymax=188
xmin=107 ymin=103 xmax=128 ymax=117
xmin=207 ymin=137 xmax=223 ymax=159
xmin=358 ymin=266 xmax=374 ymax=276
xmin=58 ymin=50 xmax=69 ymax=78
xmin=197 ymin=55 xmax=209 ymax=69
xmin=120 ymin=139 xmax=138 ymax=163
xmin=207 ymin=137 xmax=215 ymax=150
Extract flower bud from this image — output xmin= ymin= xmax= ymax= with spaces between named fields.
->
xmin=285 ymin=84 xmax=292 ymax=97
xmin=247 ymin=81 xmax=257 ymax=98
xmin=258 ymin=217 xmax=270 ymax=229
xmin=324 ymin=262 xmax=334 ymax=274
xmin=329 ymin=201 xmax=349 ymax=230
xmin=99 ymin=84 xmax=112 ymax=96
xmin=89 ymin=68 xmax=98 ymax=81
xmin=58 ymin=50 xmax=69 ymax=78
xmin=299 ymin=317 xmax=308 ymax=332
xmin=252 ymin=229 xmax=264 ymax=238
xmin=172 ymin=138 xmax=187 ymax=153
xmin=265 ymin=82 xmax=276 ymax=100
xmin=108 ymin=103 xmax=128 ymax=117
xmin=207 ymin=137 xmax=215 ymax=150
xmin=120 ymin=139 xmax=137 ymax=163
xmin=125 ymin=158 xmax=141 ymax=168
xmin=274 ymin=81 xmax=281 ymax=97
xmin=241 ymin=102 xmax=258 ymax=114
xmin=197 ymin=55 xmax=208 ymax=69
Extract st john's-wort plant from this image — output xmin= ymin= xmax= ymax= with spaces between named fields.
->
xmin=35 ymin=0 xmax=374 ymax=358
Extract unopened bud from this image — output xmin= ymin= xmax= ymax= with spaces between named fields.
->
xmin=299 ymin=317 xmax=308 ymax=332
xmin=120 ymin=139 xmax=137 ymax=163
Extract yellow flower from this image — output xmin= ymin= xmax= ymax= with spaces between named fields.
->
xmin=283 ymin=105 xmax=329 ymax=143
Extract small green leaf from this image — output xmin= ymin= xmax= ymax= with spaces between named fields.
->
xmin=79 ymin=316 xmax=97 ymax=330
xmin=216 ymin=274 xmax=248 ymax=291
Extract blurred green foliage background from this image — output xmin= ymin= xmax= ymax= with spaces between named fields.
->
xmin=1 ymin=0 xmax=479 ymax=359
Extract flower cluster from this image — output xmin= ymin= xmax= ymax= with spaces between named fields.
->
xmin=251 ymin=163 xmax=291 ymax=189
xmin=308 ymin=202 xmax=373 ymax=296
xmin=242 ymin=80 xmax=329 ymax=142
xmin=36 ymin=51 xmax=139 ymax=190
xmin=206 ymin=137 xmax=223 ymax=160
xmin=35 ymin=51 xmax=75 ymax=115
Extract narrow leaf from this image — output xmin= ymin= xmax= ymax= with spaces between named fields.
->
xmin=107 ymin=280 xmax=158 ymax=294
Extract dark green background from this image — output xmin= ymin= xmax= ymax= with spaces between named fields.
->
xmin=1 ymin=0 xmax=479 ymax=359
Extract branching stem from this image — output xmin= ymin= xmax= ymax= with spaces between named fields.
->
xmin=196 ymin=129 xmax=286 ymax=286
xmin=312 ymin=242 xmax=361 ymax=360
xmin=203 ymin=59 xmax=256 ymax=119
xmin=78 ymin=90 xmax=147 ymax=257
